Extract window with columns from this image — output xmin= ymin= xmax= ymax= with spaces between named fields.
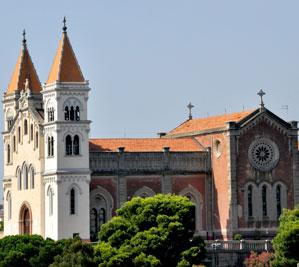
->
xmin=48 ymin=136 xmax=54 ymax=157
xmin=24 ymin=119 xmax=28 ymax=135
xmin=65 ymin=135 xmax=80 ymax=156
xmin=64 ymin=105 xmax=80 ymax=121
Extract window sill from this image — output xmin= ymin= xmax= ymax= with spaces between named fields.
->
xmin=65 ymin=154 xmax=82 ymax=157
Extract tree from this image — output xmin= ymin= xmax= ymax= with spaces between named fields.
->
xmin=49 ymin=237 xmax=97 ymax=267
xmin=95 ymin=194 xmax=206 ymax=267
xmin=272 ymin=204 xmax=299 ymax=267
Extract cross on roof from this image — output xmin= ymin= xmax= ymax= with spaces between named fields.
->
xmin=22 ymin=29 xmax=26 ymax=47
xmin=63 ymin=16 xmax=67 ymax=33
xmin=257 ymin=89 xmax=266 ymax=108
xmin=187 ymin=102 xmax=194 ymax=120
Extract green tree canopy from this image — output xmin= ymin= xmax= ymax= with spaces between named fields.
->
xmin=272 ymin=204 xmax=299 ymax=267
xmin=95 ymin=194 xmax=206 ymax=267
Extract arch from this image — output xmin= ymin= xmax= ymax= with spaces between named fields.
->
xmin=6 ymin=108 xmax=14 ymax=129
xmin=35 ymin=131 xmax=39 ymax=148
xmin=65 ymin=135 xmax=72 ymax=155
xmin=70 ymin=188 xmax=76 ymax=214
xmin=70 ymin=106 xmax=75 ymax=121
xmin=90 ymin=187 xmax=114 ymax=240
xmin=24 ymin=119 xmax=28 ymax=135
xmin=244 ymin=182 xmax=258 ymax=220
xmin=47 ymin=186 xmax=54 ymax=216
xmin=7 ymin=144 xmax=11 ymax=164
xmin=64 ymin=106 xmax=69 ymax=121
xmin=273 ymin=181 xmax=287 ymax=220
xmin=23 ymin=164 xmax=28 ymax=190
xmin=133 ymin=186 xmax=156 ymax=198
xmin=18 ymin=127 xmax=21 ymax=143
xmin=6 ymin=191 xmax=12 ymax=220
xmin=30 ymin=124 xmax=33 ymax=141
xmin=29 ymin=166 xmax=35 ymax=189
xmin=75 ymin=106 xmax=80 ymax=121
xmin=65 ymin=184 xmax=82 ymax=215
xmin=17 ymin=167 xmax=22 ymax=190
xmin=19 ymin=202 xmax=32 ymax=235
xmin=73 ymin=135 xmax=80 ymax=155
xmin=13 ymin=135 xmax=16 ymax=152
xmin=259 ymin=182 xmax=271 ymax=218
xmin=90 ymin=208 xmax=98 ymax=241
xmin=90 ymin=186 xmax=114 ymax=221
xmin=179 ymin=185 xmax=203 ymax=232
xmin=51 ymin=137 xmax=54 ymax=156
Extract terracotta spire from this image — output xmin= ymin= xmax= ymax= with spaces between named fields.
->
xmin=6 ymin=30 xmax=42 ymax=94
xmin=46 ymin=18 xmax=85 ymax=85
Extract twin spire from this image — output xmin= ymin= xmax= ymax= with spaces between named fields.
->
xmin=6 ymin=18 xmax=85 ymax=95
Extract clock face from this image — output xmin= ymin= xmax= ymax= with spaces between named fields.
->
xmin=248 ymin=138 xmax=279 ymax=172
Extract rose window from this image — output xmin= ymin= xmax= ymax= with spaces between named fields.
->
xmin=248 ymin=138 xmax=279 ymax=172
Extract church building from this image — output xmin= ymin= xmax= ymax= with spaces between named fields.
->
xmin=2 ymin=21 xmax=299 ymax=241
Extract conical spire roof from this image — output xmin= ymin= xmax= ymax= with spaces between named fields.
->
xmin=6 ymin=31 xmax=42 ymax=94
xmin=46 ymin=21 xmax=85 ymax=85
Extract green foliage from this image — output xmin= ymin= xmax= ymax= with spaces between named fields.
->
xmin=96 ymin=194 xmax=206 ymax=267
xmin=50 ymin=237 xmax=96 ymax=267
xmin=272 ymin=205 xmax=299 ymax=267
xmin=0 ymin=235 xmax=96 ymax=267
xmin=233 ymin=233 xmax=242 ymax=241
xmin=0 ymin=221 xmax=4 ymax=232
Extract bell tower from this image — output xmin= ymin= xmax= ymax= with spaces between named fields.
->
xmin=42 ymin=19 xmax=91 ymax=240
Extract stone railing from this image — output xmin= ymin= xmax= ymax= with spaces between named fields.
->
xmin=205 ymin=240 xmax=273 ymax=253
xmin=90 ymin=151 xmax=210 ymax=175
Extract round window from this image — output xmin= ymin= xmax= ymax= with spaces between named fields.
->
xmin=248 ymin=138 xmax=279 ymax=172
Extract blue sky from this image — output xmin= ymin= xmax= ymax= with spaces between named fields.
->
xmin=1 ymin=1 xmax=299 ymax=200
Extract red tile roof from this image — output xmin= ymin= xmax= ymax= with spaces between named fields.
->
xmin=89 ymin=138 xmax=204 ymax=152
xmin=6 ymin=44 xmax=42 ymax=94
xmin=167 ymin=110 xmax=255 ymax=136
xmin=46 ymin=32 xmax=84 ymax=85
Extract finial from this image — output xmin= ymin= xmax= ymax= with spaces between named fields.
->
xmin=257 ymin=89 xmax=266 ymax=109
xmin=22 ymin=29 xmax=27 ymax=47
xmin=63 ymin=16 xmax=67 ymax=33
xmin=187 ymin=102 xmax=194 ymax=120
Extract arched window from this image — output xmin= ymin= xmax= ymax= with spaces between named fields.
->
xmin=70 ymin=188 xmax=75 ymax=215
xmin=48 ymin=108 xmax=55 ymax=122
xmin=23 ymin=165 xmax=28 ymax=190
xmin=30 ymin=168 xmax=34 ymax=189
xmin=48 ymin=137 xmax=51 ymax=157
xmin=70 ymin=106 xmax=75 ymax=121
xmin=75 ymin=106 xmax=80 ymax=121
xmin=90 ymin=208 xmax=98 ymax=241
xmin=35 ymin=131 xmax=39 ymax=148
xmin=99 ymin=208 xmax=106 ymax=226
xmin=24 ymin=119 xmax=28 ymax=135
xmin=248 ymin=185 xmax=253 ymax=217
xmin=48 ymin=187 xmax=54 ymax=216
xmin=13 ymin=136 xmax=16 ymax=152
xmin=276 ymin=185 xmax=282 ymax=219
xmin=30 ymin=124 xmax=33 ymax=141
xmin=7 ymin=192 xmax=12 ymax=220
xmin=262 ymin=185 xmax=268 ymax=217
xmin=18 ymin=127 xmax=21 ymax=143
xmin=73 ymin=135 xmax=80 ymax=155
xmin=66 ymin=135 xmax=72 ymax=155
xmin=7 ymin=144 xmax=11 ymax=164
xmin=51 ymin=137 xmax=54 ymax=156
xmin=64 ymin=106 xmax=69 ymax=121
xmin=17 ymin=169 xmax=22 ymax=190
